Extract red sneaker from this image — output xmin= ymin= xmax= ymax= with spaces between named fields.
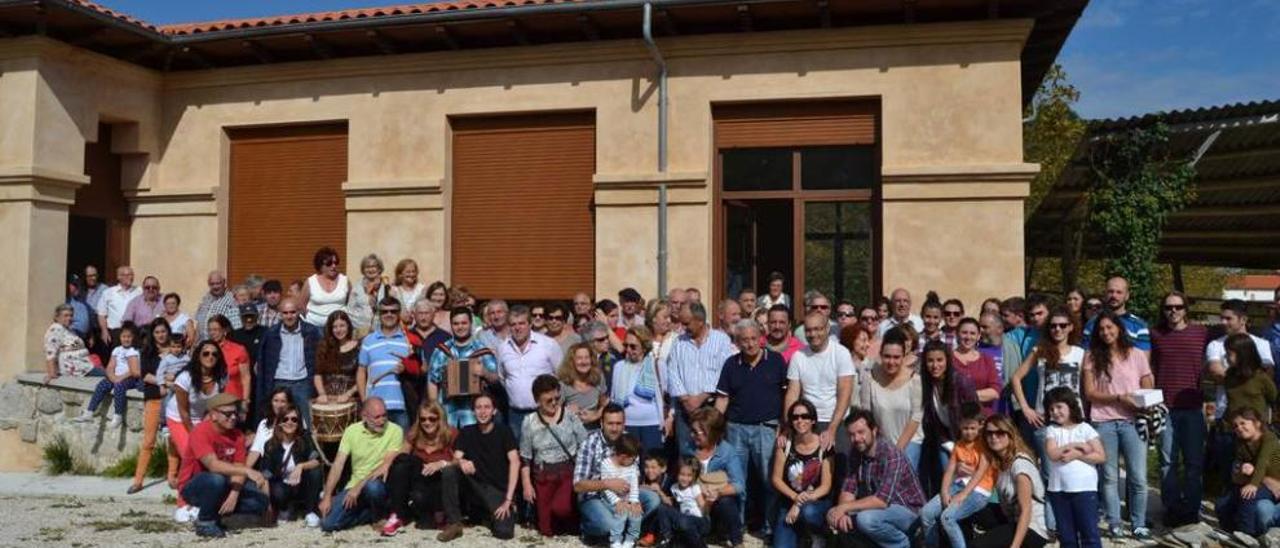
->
xmin=381 ymin=513 xmax=405 ymax=537
xmin=638 ymin=532 xmax=658 ymax=546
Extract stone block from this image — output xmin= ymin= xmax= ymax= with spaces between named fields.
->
xmin=0 ymin=382 xmax=32 ymax=420
xmin=1264 ymin=528 xmax=1280 ymax=548
xmin=35 ymin=388 xmax=64 ymax=415
xmin=126 ymin=406 xmax=143 ymax=432
xmin=19 ymin=420 xmax=37 ymax=442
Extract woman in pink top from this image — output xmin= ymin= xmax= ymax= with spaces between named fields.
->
xmin=950 ymin=318 xmax=1001 ymax=414
xmin=1082 ymin=311 xmax=1154 ymax=539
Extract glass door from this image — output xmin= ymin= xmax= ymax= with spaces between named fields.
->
xmin=803 ymin=201 xmax=873 ymax=307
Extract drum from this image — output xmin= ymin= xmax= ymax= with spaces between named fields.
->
xmin=310 ymin=401 xmax=357 ymax=443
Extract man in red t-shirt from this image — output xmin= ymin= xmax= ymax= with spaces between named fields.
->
xmin=179 ymin=393 xmax=269 ymax=538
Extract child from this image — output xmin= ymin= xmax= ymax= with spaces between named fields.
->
xmin=671 ymin=457 xmax=706 ymax=518
xmin=75 ymin=322 xmax=143 ymax=428
xmin=1043 ymin=386 xmax=1104 ymax=548
xmin=919 ymin=403 xmax=996 ymax=548
xmin=660 ymin=457 xmax=711 ymax=548
xmin=158 ymin=336 xmax=189 ymax=488
xmin=601 ymin=434 xmax=644 ymax=548
xmin=637 ymin=451 xmax=672 ymax=547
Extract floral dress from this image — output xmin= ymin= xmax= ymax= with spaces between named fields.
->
xmin=44 ymin=322 xmax=93 ymax=377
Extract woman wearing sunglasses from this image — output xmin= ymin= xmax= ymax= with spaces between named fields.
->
xmin=383 ymin=401 xmax=458 ymax=537
xmin=972 ymin=415 xmax=1049 ymax=548
xmin=261 ymin=404 xmax=323 ymax=527
xmin=770 ymin=399 xmax=832 ymax=548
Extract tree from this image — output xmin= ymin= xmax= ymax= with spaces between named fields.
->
xmin=1085 ymin=122 xmax=1197 ymax=319
xmin=1023 ymin=64 xmax=1086 ymax=220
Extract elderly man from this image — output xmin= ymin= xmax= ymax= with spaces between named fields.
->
xmin=477 ymin=299 xmax=511 ymax=353
xmin=716 ymin=319 xmax=788 ymax=537
xmin=429 ymin=306 xmax=499 ymax=428
xmin=65 ymin=275 xmax=96 ymax=341
xmin=618 ymin=288 xmax=647 ymax=328
xmin=717 ymin=299 xmax=743 ymax=339
xmin=498 ymin=305 xmax=563 ymax=440
xmin=764 ymin=304 xmax=805 ymax=363
xmin=574 ymin=403 xmax=661 ymax=542
xmin=232 ymin=303 xmax=267 ymax=421
xmin=877 ymin=288 xmax=924 ymax=338
xmin=406 ymin=300 xmax=450 ymax=406
xmin=97 ymin=265 xmax=141 ymax=346
xmin=668 ymin=288 xmax=690 ymax=334
xmin=258 ymin=299 xmax=320 ymax=428
xmin=178 ymin=393 xmax=270 ymax=538
xmin=582 ymin=320 xmax=622 ymax=384
xmin=784 ymin=312 xmax=857 ymax=453
xmin=572 ymin=292 xmax=595 ymax=326
xmin=83 ymin=265 xmax=106 ymax=312
xmin=319 ymin=397 xmax=404 ymax=532
xmin=826 ymin=408 xmax=925 ymax=547
xmin=667 ymin=301 xmax=736 ymax=457
xmin=792 ymin=291 xmax=838 ymax=339
xmin=545 ymin=302 xmax=582 ymax=353
xmin=196 ymin=270 xmax=240 ymax=340
xmin=122 ymin=276 xmax=163 ymax=327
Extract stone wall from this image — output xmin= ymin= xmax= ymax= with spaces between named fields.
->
xmin=0 ymin=373 xmax=149 ymax=472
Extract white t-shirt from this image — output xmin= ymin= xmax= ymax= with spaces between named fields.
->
xmin=1044 ymin=422 xmax=1100 ymax=492
xmin=111 ymin=346 xmax=140 ymax=377
xmin=1207 ymin=334 xmax=1276 ymax=419
xmin=251 ymin=418 xmax=273 ymax=454
xmin=786 ymin=343 xmax=857 ymax=423
xmin=672 ymin=483 xmax=703 ymax=517
xmin=997 ymin=456 xmax=1048 ymax=540
xmin=164 ymin=371 xmax=216 ymax=423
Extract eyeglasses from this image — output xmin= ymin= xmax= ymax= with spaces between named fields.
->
xmin=143 ymin=285 xmax=159 ymax=290
xmin=323 ymin=259 xmax=339 ymax=266
xmin=984 ymin=429 xmax=1009 ymax=438
xmin=810 ymin=304 xmax=831 ymax=310
xmin=789 ymin=413 xmax=814 ymax=422
xmin=281 ymin=310 xmax=298 ymax=315
xmin=548 ymin=314 xmax=566 ymax=321
xmin=593 ymin=336 xmax=609 ymax=343
xmin=380 ymin=309 xmax=400 ymax=315
xmin=200 ymin=350 xmax=218 ymax=358
xmin=420 ymin=416 xmax=439 ymax=424
xmin=217 ymin=408 xmax=240 ymax=419
xmin=624 ymin=343 xmax=642 ymax=350
xmin=1048 ymin=322 xmax=1072 ymax=330
xmin=1163 ymin=304 xmax=1186 ymax=312
xmin=860 ymin=315 xmax=878 ymax=322
xmin=281 ymin=416 xmax=300 ymax=424
xmin=531 ymin=312 xmax=545 ymax=318
xmin=835 ymin=312 xmax=855 ymax=319
xmin=943 ymin=311 xmax=963 ymax=318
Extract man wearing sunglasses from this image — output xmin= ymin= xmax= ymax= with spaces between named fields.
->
xmin=792 ymin=291 xmax=838 ymax=340
xmin=179 ymin=393 xmax=270 ymax=538
xmin=122 ymin=275 xmax=164 ymax=327
xmin=1150 ymin=291 xmax=1209 ymax=527
xmin=825 ymin=408 xmax=924 ymax=547
xmin=544 ymin=302 xmax=582 ymax=353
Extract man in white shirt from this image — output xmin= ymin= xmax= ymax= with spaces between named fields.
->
xmin=1207 ymin=299 xmax=1275 ymax=420
xmin=667 ymin=301 xmax=736 ymax=457
xmin=97 ymin=265 xmax=141 ymax=346
xmin=877 ymin=288 xmax=924 ymax=338
xmin=783 ymin=312 xmax=856 ymax=453
xmin=477 ymin=299 xmax=510 ymax=353
xmin=717 ymin=299 xmax=743 ymax=339
xmin=498 ymin=305 xmax=563 ymax=441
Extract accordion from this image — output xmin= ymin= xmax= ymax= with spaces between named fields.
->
xmin=444 ymin=357 xmax=484 ymax=399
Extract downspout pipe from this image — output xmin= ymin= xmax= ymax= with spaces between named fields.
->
xmin=643 ymin=2 xmax=670 ymax=297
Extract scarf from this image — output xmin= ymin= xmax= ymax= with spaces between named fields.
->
xmin=632 ymin=355 xmax=660 ymax=401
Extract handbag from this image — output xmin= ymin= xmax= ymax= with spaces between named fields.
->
xmin=532 ymin=411 xmax=577 ymax=482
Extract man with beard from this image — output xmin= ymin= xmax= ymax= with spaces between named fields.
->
xmin=319 ymin=397 xmax=403 ymax=532
xmin=1081 ymin=276 xmax=1151 ymax=354
xmin=574 ymin=403 xmax=661 ymax=543
xmin=429 ymin=307 xmax=499 ymax=428
xmin=825 ymin=408 xmax=924 ymax=547
xmin=763 ymin=305 xmax=805 ymax=363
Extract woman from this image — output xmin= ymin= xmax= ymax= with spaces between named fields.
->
xmin=168 ymin=339 xmax=227 ymax=523
xmin=1212 ymin=334 xmax=1278 ymax=495
xmin=770 ymin=399 xmax=833 ymax=548
xmin=207 ymin=315 xmax=251 ymax=410
xmin=972 ymin=415 xmax=1049 ymax=548
xmin=1065 ymin=288 xmax=1086 ymax=326
xmin=1011 ymin=306 xmax=1085 ymax=436
xmin=558 ymin=342 xmax=608 ymax=429
xmin=839 ymin=323 xmax=874 ymax=378
xmin=595 ymin=299 xmax=627 ymax=351
xmin=314 ymin=310 xmax=360 ymax=404
xmin=951 ymin=317 xmax=1001 ymax=414
xmin=247 ymin=387 xmax=296 ymax=470
xmin=1082 ymin=311 xmax=1154 ymax=539
xmin=384 ymin=401 xmax=457 ymax=535
xmin=688 ymin=406 xmax=746 ymax=548
xmin=299 ymin=247 xmax=351 ymax=328
xmin=980 ymin=298 xmax=1002 ymax=319
xmin=1216 ymin=408 xmax=1280 ymax=535
xmin=43 ymin=303 xmax=95 ymax=381
xmin=389 ymin=259 xmax=426 ymax=326
xmin=520 ymin=374 xmax=589 ymax=537
xmin=611 ymin=329 xmax=668 ymax=454
xmin=160 ymin=292 xmax=196 ymax=350
xmin=261 ymin=404 xmax=323 ymax=527
xmin=859 ymin=333 xmax=924 ymax=468
xmin=895 ymin=323 xmax=920 ymax=372
xmin=425 ymin=281 xmax=451 ymax=330
xmin=347 ymin=253 xmax=389 ymax=335
xmin=919 ymin=294 xmax=944 ymax=348
xmin=127 ymin=318 xmax=173 ymax=494
xmin=919 ymin=340 xmax=979 ymax=496
xmin=757 ymin=271 xmax=791 ymax=311
xmin=646 ymin=299 xmax=677 ymax=370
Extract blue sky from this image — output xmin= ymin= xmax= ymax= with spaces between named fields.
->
xmin=106 ymin=0 xmax=1280 ymax=121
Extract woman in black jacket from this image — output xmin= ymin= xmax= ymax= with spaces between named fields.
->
xmin=260 ymin=403 xmax=324 ymax=526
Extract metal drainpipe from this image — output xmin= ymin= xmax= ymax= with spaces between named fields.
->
xmin=643 ymin=2 xmax=669 ymax=297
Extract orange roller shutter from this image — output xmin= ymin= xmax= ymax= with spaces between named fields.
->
xmin=713 ymin=101 xmax=877 ymax=149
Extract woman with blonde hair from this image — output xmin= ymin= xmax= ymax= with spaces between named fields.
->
xmin=645 ymin=299 xmax=678 ymax=370
xmin=557 ymin=342 xmax=607 ymax=428
xmin=973 ymin=415 xmax=1049 ymax=548
xmin=383 ymin=400 xmax=458 ymax=536
xmin=389 ymin=259 xmax=426 ymax=325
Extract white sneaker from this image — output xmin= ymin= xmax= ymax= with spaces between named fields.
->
xmin=72 ymin=409 xmax=95 ymax=423
xmin=812 ymin=538 xmax=827 ymax=548
xmin=610 ymin=543 xmax=623 ymax=548
xmin=623 ymin=542 xmax=636 ymax=548
xmin=174 ymin=505 xmax=195 ymax=523
xmin=304 ymin=512 xmax=321 ymax=528
xmin=107 ymin=414 xmax=123 ymax=428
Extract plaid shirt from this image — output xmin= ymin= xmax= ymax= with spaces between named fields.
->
xmin=195 ymin=292 xmax=240 ymax=340
xmin=258 ymin=303 xmax=281 ymax=329
xmin=572 ymin=429 xmax=612 ymax=501
xmin=842 ymin=436 xmax=925 ymax=512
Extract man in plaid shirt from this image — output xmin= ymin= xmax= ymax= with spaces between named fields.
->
xmin=826 ymin=408 xmax=924 ymax=547
xmin=573 ymin=404 xmax=660 ymax=542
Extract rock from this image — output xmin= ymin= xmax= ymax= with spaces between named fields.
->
xmin=1174 ymin=530 xmax=1208 ymax=547
xmin=126 ymin=406 xmax=143 ymax=432
xmin=0 ymin=382 xmax=32 ymax=420
xmin=19 ymin=420 xmax=37 ymax=443
xmin=1263 ymin=528 xmax=1280 ymax=548
xmin=35 ymin=389 xmax=64 ymax=415
xmin=1235 ymin=531 xmax=1262 ymax=547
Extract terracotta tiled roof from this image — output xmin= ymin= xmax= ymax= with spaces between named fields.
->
xmin=157 ymin=0 xmax=585 ymax=36
xmin=66 ymin=0 xmax=161 ymax=32
xmin=1225 ymin=274 xmax=1280 ymax=291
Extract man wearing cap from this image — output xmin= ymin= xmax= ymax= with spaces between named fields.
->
xmin=179 ymin=392 xmax=270 ymax=538
xmin=258 ymin=298 xmax=321 ymax=428
xmin=618 ymin=288 xmax=646 ymax=329
xmin=232 ymin=303 xmax=268 ymax=422
xmin=320 ymin=397 xmax=403 ymax=532
xmin=258 ymin=279 xmax=284 ymax=329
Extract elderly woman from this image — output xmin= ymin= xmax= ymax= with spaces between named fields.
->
xmin=558 ymin=342 xmax=608 ymax=429
xmin=611 ymin=327 xmax=669 ymax=454
xmin=160 ymin=292 xmax=197 ymax=350
xmin=298 ymin=247 xmax=351 ymax=328
xmin=389 ymin=259 xmax=426 ymax=326
xmin=347 ymin=253 xmax=389 ymax=335
xmin=688 ymin=407 xmax=747 ymax=548
xmin=770 ymin=399 xmax=833 ymax=548
xmin=519 ymin=374 xmax=589 ymax=537
xmin=44 ymin=303 xmax=96 ymax=382
xmin=757 ymin=271 xmax=792 ymax=312
xmin=972 ymin=415 xmax=1050 ymax=548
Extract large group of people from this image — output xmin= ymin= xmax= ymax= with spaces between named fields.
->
xmin=43 ymin=248 xmax=1280 ymax=547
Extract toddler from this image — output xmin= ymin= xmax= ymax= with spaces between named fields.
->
xmin=600 ymin=435 xmax=643 ymax=548
xmin=75 ymin=323 xmax=143 ymax=428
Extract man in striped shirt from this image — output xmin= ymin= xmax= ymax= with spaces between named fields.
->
xmin=1149 ymin=291 xmax=1210 ymax=527
xmin=667 ymin=301 xmax=736 ymax=457
xmin=359 ymin=297 xmax=412 ymax=430
xmin=1082 ymin=276 xmax=1151 ymax=354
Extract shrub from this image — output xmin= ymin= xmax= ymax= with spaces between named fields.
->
xmin=42 ymin=435 xmax=74 ymax=475
xmin=100 ymin=445 xmax=167 ymax=479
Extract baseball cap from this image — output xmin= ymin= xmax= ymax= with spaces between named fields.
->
xmin=238 ymin=303 xmax=260 ymax=318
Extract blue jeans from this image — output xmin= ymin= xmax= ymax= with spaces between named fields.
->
xmin=727 ymin=421 xmax=777 ymax=533
xmin=1049 ymin=491 xmax=1102 ymax=548
xmin=852 ymin=504 xmax=917 ymax=548
xmin=508 ymin=408 xmax=534 ymax=443
xmin=655 ymin=504 xmax=710 ymax=547
xmin=87 ymin=377 xmax=144 ymax=416
xmin=581 ymin=490 xmax=660 ymax=538
xmin=180 ymin=472 xmax=270 ymax=523
xmin=773 ymin=500 xmax=831 ymax=548
xmin=1212 ymin=426 xmax=1236 ymax=491
xmin=1031 ymin=426 xmax=1057 ymax=532
xmin=628 ymin=424 xmax=664 ymax=455
xmin=273 ymin=378 xmax=313 ymax=430
xmin=1217 ymin=485 xmax=1280 ymax=535
xmin=1159 ymin=408 xmax=1205 ymax=518
xmin=921 ymin=484 xmax=988 ymax=548
xmin=1096 ymin=420 xmax=1148 ymax=529
xmin=903 ymin=441 xmax=922 ymax=471
xmin=386 ymin=409 xmax=409 ymax=431
xmin=320 ymin=478 xmax=389 ymax=531
xmin=605 ymin=502 xmax=644 ymax=543
xmin=673 ymin=403 xmax=695 ymax=458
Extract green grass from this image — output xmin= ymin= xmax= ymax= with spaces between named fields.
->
xmin=100 ymin=445 xmax=168 ymax=479
xmin=42 ymin=435 xmax=74 ymax=475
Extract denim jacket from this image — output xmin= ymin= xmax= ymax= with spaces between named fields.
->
xmin=703 ymin=441 xmax=747 ymax=495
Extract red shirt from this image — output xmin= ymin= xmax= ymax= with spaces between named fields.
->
xmin=763 ymin=336 xmax=806 ymax=364
xmin=952 ymin=351 xmax=1001 ymax=415
xmin=219 ymin=339 xmax=250 ymax=399
xmin=1151 ymin=324 xmax=1209 ymax=410
xmin=411 ymin=430 xmax=456 ymax=464
xmin=178 ymin=420 xmax=246 ymax=487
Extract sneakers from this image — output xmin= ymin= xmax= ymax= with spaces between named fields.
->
xmin=622 ymin=542 xmax=636 ymax=548
xmin=437 ymin=523 xmax=464 ymax=542
xmin=304 ymin=512 xmax=321 ymax=528
xmin=638 ymin=533 xmax=658 ymax=547
xmin=1133 ymin=527 xmax=1153 ymax=540
xmin=173 ymin=505 xmax=199 ymax=523
xmin=72 ymin=408 xmax=95 ymax=423
xmin=381 ymin=513 xmax=405 ymax=537
xmin=193 ymin=520 xmax=227 ymax=538
xmin=107 ymin=413 xmax=123 ymax=428
xmin=126 ymin=483 xmax=143 ymax=495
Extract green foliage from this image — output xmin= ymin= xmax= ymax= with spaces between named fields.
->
xmin=1024 ymin=64 xmax=1087 ymax=219
xmin=1086 ymin=122 xmax=1197 ymax=318
xmin=42 ymin=435 xmax=75 ymax=476
xmin=100 ymin=444 xmax=168 ymax=479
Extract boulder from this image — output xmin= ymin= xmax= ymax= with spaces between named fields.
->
xmin=1235 ymin=531 xmax=1262 ymax=548
xmin=126 ymin=406 xmax=143 ymax=432
xmin=0 ymin=382 xmax=32 ymax=420
xmin=35 ymin=388 xmax=64 ymax=415
xmin=1263 ymin=528 xmax=1280 ymax=548
xmin=19 ymin=420 xmax=37 ymax=442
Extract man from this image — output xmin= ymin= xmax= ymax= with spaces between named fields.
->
xmin=999 ymin=296 xmax=1027 ymax=332
xmin=835 ymin=301 xmax=858 ymax=331
xmin=825 ymin=408 xmax=925 ymax=547
xmin=574 ymin=404 xmax=661 ymax=542
xmin=1005 ymin=293 xmax=1051 ymax=449
xmin=686 ymin=287 xmax=703 ymax=304
xmin=716 ymin=320 xmax=788 ymax=537
xmin=1081 ymin=276 xmax=1151 ymax=353
xmin=530 ymin=303 xmax=549 ymax=334
xmin=319 ymin=397 xmax=403 ymax=532
xmin=231 ymin=303 xmax=267 ymax=422
xmin=545 ymin=302 xmax=582 ymax=353
xmin=178 ymin=393 xmax=271 ymax=538
xmin=738 ymin=289 xmax=758 ymax=319
xmin=1270 ymin=286 xmax=1280 ymax=379
xmin=667 ymin=301 xmax=736 ymax=457
xmin=441 ymin=393 xmax=519 ymax=542
xmin=429 ymin=307 xmax=500 ymax=428
xmin=717 ymin=299 xmax=743 ymax=338
xmin=618 ymin=287 xmax=647 ymax=329
xmin=257 ymin=299 xmax=320 ymax=428
xmin=258 ymin=279 xmax=284 ymax=329
xmin=359 ymin=298 xmax=412 ymax=429
xmin=244 ymin=275 xmax=265 ymax=305
xmin=82 ymin=265 xmax=106 ymax=312
xmin=65 ymin=275 xmax=95 ymax=341
xmin=584 ymin=320 xmax=622 ymax=385
xmin=477 ymin=299 xmax=510 ymax=353
xmin=497 ymin=305 xmax=563 ymax=440
xmin=1207 ymin=299 xmax=1276 ymax=415
xmin=976 ymin=312 xmax=1006 ymax=381
xmin=196 ymin=270 xmax=240 ymax=340
xmin=405 ymin=300 xmax=450 ymax=414
xmin=876 ymin=288 xmax=924 ymax=338
xmin=764 ymin=304 xmax=805 ymax=363
xmin=572 ymin=292 xmax=595 ymax=325
xmin=792 ymin=291 xmax=838 ymax=339
xmin=97 ymin=265 xmax=141 ymax=346
xmin=668 ymin=288 xmax=689 ymax=318
xmin=784 ymin=312 xmax=856 ymax=453
xmin=1149 ymin=291 xmax=1209 ymax=527
xmin=940 ymin=299 xmax=964 ymax=349
xmin=122 ymin=276 xmax=164 ymax=327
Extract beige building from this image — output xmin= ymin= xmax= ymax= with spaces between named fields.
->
xmin=0 ymin=0 xmax=1085 ymax=378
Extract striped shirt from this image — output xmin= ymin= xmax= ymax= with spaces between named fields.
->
xmin=1150 ymin=324 xmax=1209 ymax=410
xmin=1082 ymin=312 xmax=1151 ymax=351
xmin=667 ymin=329 xmax=736 ymax=397
xmin=359 ymin=328 xmax=411 ymax=411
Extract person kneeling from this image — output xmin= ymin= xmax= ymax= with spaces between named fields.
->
xmin=1217 ymin=408 xmax=1280 ymax=536
xmin=178 ymin=393 xmax=271 ymax=538
xmin=825 ymin=408 xmax=925 ymax=548
xmin=318 ymin=397 xmax=403 ymax=532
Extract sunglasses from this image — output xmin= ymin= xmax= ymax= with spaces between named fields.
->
xmin=420 ymin=416 xmax=439 ymax=424
xmin=200 ymin=350 xmax=218 ymax=357
xmin=323 ymin=259 xmax=339 ymax=266
xmin=624 ymin=343 xmax=642 ymax=350
xmin=984 ymin=430 xmax=1009 ymax=438
xmin=593 ymin=336 xmax=609 ymax=343
xmin=548 ymin=314 xmax=566 ymax=321
xmin=531 ymin=312 xmax=545 ymax=318
xmin=943 ymin=311 xmax=963 ymax=317
xmin=835 ymin=312 xmax=855 ymax=318
xmin=217 ymin=408 xmax=240 ymax=419
xmin=1048 ymin=322 xmax=1072 ymax=330
xmin=789 ymin=413 xmax=814 ymax=422
xmin=1164 ymin=304 xmax=1186 ymax=312
xmin=380 ymin=309 xmax=400 ymax=315
xmin=281 ymin=416 xmax=300 ymax=424
xmin=810 ymin=304 xmax=831 ymax=310
xmin=143 ymin=285 xmax=159 ymax=290
xmin=860 ymin=315 xmax=878 ymax=322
